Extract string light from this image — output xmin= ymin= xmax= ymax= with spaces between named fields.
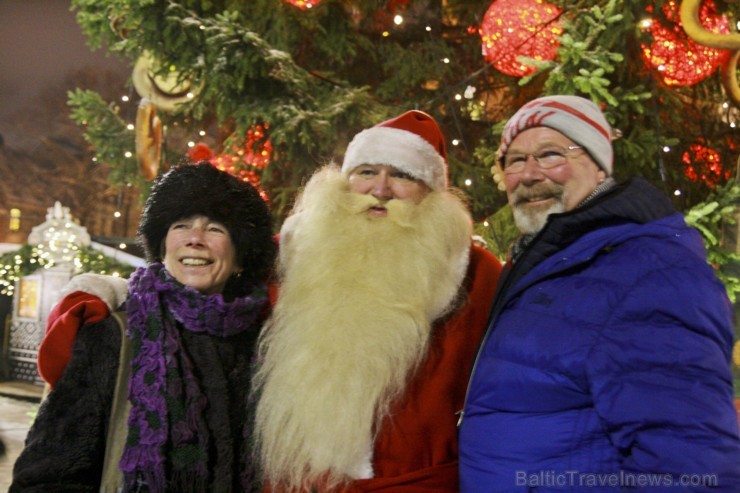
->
xmin=0 ymin=244 xmax=136 ymax=296
xmin=284 ymin=0 xmax=320 ymax=8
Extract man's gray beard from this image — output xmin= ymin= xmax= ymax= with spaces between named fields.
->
xmin=512 ymin=199 xmax=565 ymax=235
xmin=510 ymin=183 xmax=566 ymax=235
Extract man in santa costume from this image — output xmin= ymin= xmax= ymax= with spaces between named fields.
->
xmin=252 ymin=110 xmax=502 ymax=492
xmin=36 ymin=110 xmax=502 ymax=492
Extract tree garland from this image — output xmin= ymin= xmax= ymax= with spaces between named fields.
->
xmin=0 ymin=244 xmax=136 ymax=296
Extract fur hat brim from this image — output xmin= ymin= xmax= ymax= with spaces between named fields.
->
xmin=138 ymin=161 xmax=276 ymax=294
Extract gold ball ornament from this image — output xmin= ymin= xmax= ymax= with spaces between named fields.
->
xmin=680 ymin=0 xmax=740 ymax=107
xmin=679 ymin=0 xmax=740 ymax=50
xmin=721 ymin=50 xmax=740 ymax=108
xmin=490 ymin=162 xmax=506 ymax=192
xmin=135 ymin=99 xmax=163 ymax=181
xmin=131 ymin=51 xmax=202 ymax=113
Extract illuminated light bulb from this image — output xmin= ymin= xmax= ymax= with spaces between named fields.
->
xmin=127 ymin=124 xmax=134 ymax=130
xmin=464 ymin=179 xmax=473 ymax=186
xmin=452 ymin=139 xmax=460 ymax=146
xmin=114 ymin=211 xmax=122 ymax=218
xmin=640 ymin=19 xmax=652 ymax=29
xmin=674 ymin=189 xmax=682 ymax=196
xmin=119 ymin=243 xmax=127 ymax=249
xmin=455 ymin=94 xmax=462 ymax=100
xmin=663 ymin=146 xmax=671 ymax=152
xmin=199 ymin=130 xmax=206 ymax=136
xmin=187 ymin=92 xmax=195 ymax=99
xmin=382 ymin=31 xmax=390 ymax=37
xmin=122 ymin=95 xmax=130 ymax=102
xmin=188 ymin=141 xmax=195 ymax=147
xmin=394 ymin=15 xmax=403 ymax=25
xmin=426 ymin=26 xmax=432 ymax=32
xmin=484 ymin=221 xmax=490 ymax=227
xmin=442 ymin=58 xmax=450 ymax=64
xmin=124 ymin=151 xmax=133 ymax=158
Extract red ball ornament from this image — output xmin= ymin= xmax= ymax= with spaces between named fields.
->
xmin=480 ymin=0 xmax=563 ymax=77
xmin=211 ymin=123 xmax=272 ymax=194
xmin=188 ymin=143 xmax=214 ymax=162
xmin=284 ymin=0 xmax=320 ymax=9
xmin=682 ymin=141 xmax=729 ymax=187
xmin=640 ymin=0 xmax=731 ymax=86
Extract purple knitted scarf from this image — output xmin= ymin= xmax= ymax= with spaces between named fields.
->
xmin=120 ymin=262 xmax=267 ymax=492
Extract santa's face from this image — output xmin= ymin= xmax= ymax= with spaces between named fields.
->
xmin=347 ymin=164 xmax=430 ymax=217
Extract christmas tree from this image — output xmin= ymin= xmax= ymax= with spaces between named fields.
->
xmin=67 ymin=0 xmax=739 ymax=295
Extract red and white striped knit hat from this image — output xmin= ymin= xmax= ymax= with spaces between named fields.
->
xmin=499 ymin=95 xmax=614 ymax=176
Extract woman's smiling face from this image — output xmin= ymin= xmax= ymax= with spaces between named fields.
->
xmin=162 ymin=215 xmax=240 ymax=294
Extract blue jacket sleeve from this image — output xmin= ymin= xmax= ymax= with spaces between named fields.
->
xmin=586 ymin=260 xmax=740 ymax=492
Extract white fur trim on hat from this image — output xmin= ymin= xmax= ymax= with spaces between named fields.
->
xmin=61 ymin=273 xmax=129 ymax=311
xmin=342 ymin=127 xmax=448 ymax=190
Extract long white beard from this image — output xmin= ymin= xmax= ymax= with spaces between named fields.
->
xmin=252 ymin=166 xmax=472 ymax=491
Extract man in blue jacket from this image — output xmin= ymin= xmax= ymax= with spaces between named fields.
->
xmin=458 ymin=95 xmax=740 ymax=492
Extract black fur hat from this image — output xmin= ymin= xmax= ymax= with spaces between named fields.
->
xmin=138 ymin=161 xmax=276 ymax=296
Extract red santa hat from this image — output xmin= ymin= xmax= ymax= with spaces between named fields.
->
xmin=341 ymin=110 xmax=449 ymax=190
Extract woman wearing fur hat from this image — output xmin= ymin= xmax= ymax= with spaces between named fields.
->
xmin=10 ymin=162 xmax=276 ymax=493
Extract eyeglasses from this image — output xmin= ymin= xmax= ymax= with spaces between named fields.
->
xmin=501 ymin=145 xmax=583 ymax=175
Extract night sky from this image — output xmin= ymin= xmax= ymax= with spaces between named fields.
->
xmin=0 ymin=0 xmax=128 ymax=129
